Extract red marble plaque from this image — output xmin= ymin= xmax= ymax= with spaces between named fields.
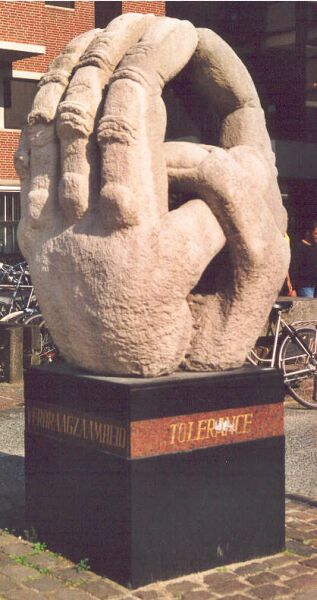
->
xmin=26 ymin=401 xmax=283 ymax=459
xmin=130 ymin=403 xmax=284 ymax=458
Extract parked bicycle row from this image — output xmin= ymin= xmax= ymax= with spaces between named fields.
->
xmin=0 ymin=262 xmax=316 ymax=408
xmin=0 ymin=260 xmax=57 ymax=366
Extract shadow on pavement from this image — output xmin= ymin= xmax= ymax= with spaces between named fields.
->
xmin=0 ymin=451 xmax=25 ymax=535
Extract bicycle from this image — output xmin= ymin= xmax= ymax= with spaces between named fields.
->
xmin=0 ymin=260 xmax=37 ymax=317
xmin=0 ymin=261 xmax=58 ymax=365
xmin=247 ymin=300 xmax=317 ymax=409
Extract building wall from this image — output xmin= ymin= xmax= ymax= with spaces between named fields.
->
xmin=0 ymin=1 xmax=95 ymax=182
xmin=122 ymin=1 xmax=165 ymax=16
xmin=0 ymin=131 xmax=20 ymax=183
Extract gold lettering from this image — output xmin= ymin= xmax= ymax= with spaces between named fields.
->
xmin=72 ymin=417 xmax=80 ymax=436
xmin=170 ymin=423 xmax=178 ymax=445
xmin=196 ymin=419 xmax=207 ymax=440
xmin=235 ymin=414 xmax=245 ymax=434
xmin=178 ymin=423 xmax=186 ymax=443
xmin=234 ymin=413 xmax=253 ymax=434
xmin=56 ymin=412 xmax=62 ymax=433
xmin=187 ymin=421 xmax=194 ymax=441
xmin=27 ymin=405 xmax=127 ymax=451
xmin=118 ymin=427 xmax=126 ymax=449
xmin=225 ymin=416 xmax=236 ymax=435
xmin=94 ymin=421 xmax=103 ymax=443
xmin=207 ymin=418 xmax=216 ymax=438
xmin=105 ymin=424 xmax=112 ymax=445
xmin=115 ymin=427 xmax=120 ymax=448
xmin=242 ymin=413 xmax=253 ymax=434
xmin=215 ymin=417 xmax=227 ymax=436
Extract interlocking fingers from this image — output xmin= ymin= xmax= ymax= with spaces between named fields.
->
xmin=13 ymin=15 xmax=289 ymax=377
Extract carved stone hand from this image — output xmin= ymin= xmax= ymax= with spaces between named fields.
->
xmin=15 ymin=15 xmax=289 ymax=377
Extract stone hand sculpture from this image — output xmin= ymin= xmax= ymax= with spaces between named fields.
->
xmin=15 ymin=14 xmax=289 ymax=377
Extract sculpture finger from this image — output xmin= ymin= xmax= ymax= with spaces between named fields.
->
xmin=161 ymin=199 xmax=225 ymax=294
xmin=165 ymin=141 xmax=285 ymax=245
xmin=28 ymin=28 xmax=100 ymax=126
xmin=97 ymin=17 xmax=198 ymax=230
xmin=16 ymin=28 xmax=100 ymax=241
xmin=14 ymin=127 xmax=32 ymax=255
xmin=183 ymin=28 xmax=286 ymax=233
xmin=170 ymin=147 xmax=290 ymax=371
xmin=57 ymin=13 xmax=155 ymax=222
xmin=188 ymin=29 xmax=269 ymax=154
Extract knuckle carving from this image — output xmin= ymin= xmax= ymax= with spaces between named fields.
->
xmin=57 ymin=101 xmax=94 ymax=137
xmin=97 ymin=116 xmax=138 ymax=145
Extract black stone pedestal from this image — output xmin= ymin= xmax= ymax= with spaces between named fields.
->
xmin=25 ymin=364 xmax=285 ymax=589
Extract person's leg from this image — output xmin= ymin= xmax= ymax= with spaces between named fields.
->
xmin=298 ymin=287 xmax=315 ymax=298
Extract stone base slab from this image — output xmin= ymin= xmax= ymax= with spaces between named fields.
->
xmin=24 ymin=364 xmax=285 ymax=588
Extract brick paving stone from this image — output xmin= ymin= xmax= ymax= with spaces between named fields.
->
xmin=224 ymin=596 xmax=255 ymax=600
xmin=207 ymin=579 xmax=250 ymax=595
xmin=234 ymin=563 xmax=268 ymax=576
xmin=246 ymin=572 xmax=280 ymax=586
xmin=1 ymin=543 xmax=34 ymax=557
xmin=266 ymin=555 xmax=299 ymax=568
xmin=272 ymin=564 xmax=313 ymax=579
xmin=0 ymin=534 xmax=21 ymax=548
xmin=0 ymin=384 xmax=24 ymax=409
xmin=51 ymin=588 xmax=95 ymax=600
xmin=23 ymin=573 xmax=66 ymax=592
xmin=53 ymin=566 xmax=95 ymax=584
xmin=286 ymin=541 xmax=317 ymax=556
xmin=0 ymin=553 xmax=13 ymax=568
xmin=286 ymin=528 xmax=309 ymax=542
xmin=0 ymin=562 xmax=39 ymax=581
xmin=300 ymin=556 xmax=317 ymax=568
xmin=295 ymin=512 xmax=317 ymax=523
xmin=295 ymin=524 xmax=317 ymax=533
xmin=165 ymin=580 xmax=200 ymax=593
xmin=24 ymin=552 xmax=67 ymax=570
xmin=181 ymin=591 xmax=216 ymax=600
xmin=229 ymin=596 xmax=257 ymax=600
xmin=1 ymin=589 xmax=41 ymax=599
xmin=80 ymin=579 xmax=124 ymax=598
xmin=203 ymin=572 xmax=236 ymax=586
xmin=293 ymin=589 xmax=317 ymax=600
xmin=248 ymin=583 xmax=290 ymax=598
xmin=134 ymin=591 xmax=161 ymax=599
xmin=0 ymin=573 xmax=18 ymax=592
xmin=283 ymin=573 xmax=317 ymax=591
xmin=305 ymin=529 xmax=317 ymax=536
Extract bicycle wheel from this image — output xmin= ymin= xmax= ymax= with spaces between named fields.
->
xmin=24 ymin=314 xmax=58 ymax=363
xmin=279 ymin=326 xmax=317 ymax=409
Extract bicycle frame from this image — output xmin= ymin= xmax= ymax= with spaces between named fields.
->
xmin=0 ymin=262 xmax=36 ymax=314
xmin=248 ymin=309 xmax=317 ymax=373
xmin=248 ymin=309 xmax=284 ymax=368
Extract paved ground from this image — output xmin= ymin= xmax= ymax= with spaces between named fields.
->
xmin=0 ymin=384 xmax=317 ymax=599
xmin=284 ymin=402 xmax=317 ymax=501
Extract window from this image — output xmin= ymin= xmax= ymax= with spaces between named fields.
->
xmin=266 ymin=2 xmax=295 ymax=34
xmin=3 ymin=79 xmax=38 ymax=130
xmin=0 ymin=191 xmax=21 ymax=255
xmin=45 ymin=1 xmax=75 ymax=8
